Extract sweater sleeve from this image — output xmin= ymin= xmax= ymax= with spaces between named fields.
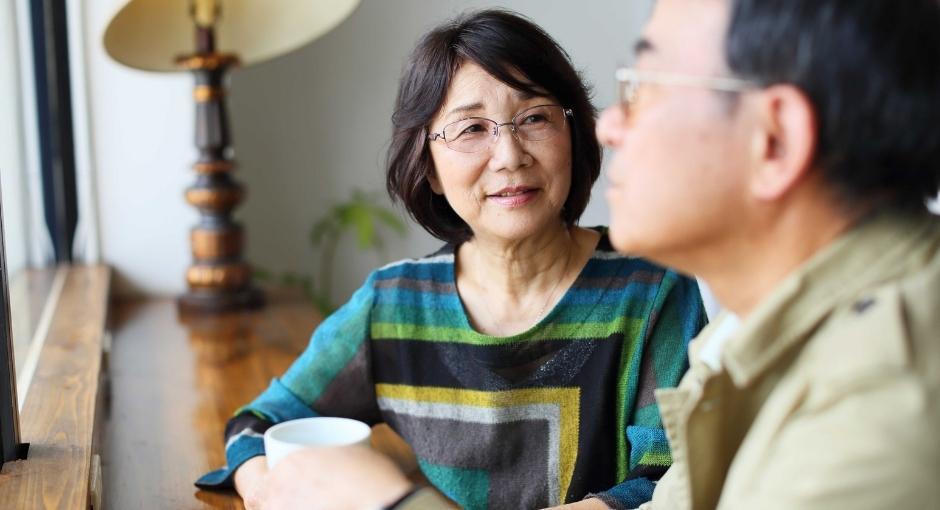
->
xmin=589 ymin=271 xmax=707 ymax=509
xmin=195 ymin=271 xmax=382 ymax=490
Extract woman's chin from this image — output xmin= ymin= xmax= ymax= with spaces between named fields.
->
xmin=471 ymin=214 xmax=564 ymax=243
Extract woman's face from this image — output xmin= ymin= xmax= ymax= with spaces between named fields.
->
xmin=427 ymin=62 xmax=573 ymax=243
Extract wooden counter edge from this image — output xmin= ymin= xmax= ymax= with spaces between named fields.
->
xmin=0 ymin=265 xmax=111 ymax=509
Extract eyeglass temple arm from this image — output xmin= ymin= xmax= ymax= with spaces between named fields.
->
xmin=616 ymin=68 xmax=755 ymax=93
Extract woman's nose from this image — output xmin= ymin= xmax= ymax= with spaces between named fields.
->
xmin=596 ymin=105 xmax=627 ymax=148
xmin=488 ymin=126 xmax=528 ymax=171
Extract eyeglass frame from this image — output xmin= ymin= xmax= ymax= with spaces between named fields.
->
xmin=427 ymin=104 xmax=574 ymax=153
xmin=615 ymin=67 xmax=758 ymax=108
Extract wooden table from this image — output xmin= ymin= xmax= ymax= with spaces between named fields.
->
xmin=103 ymin=295 xmax=420 ymax=509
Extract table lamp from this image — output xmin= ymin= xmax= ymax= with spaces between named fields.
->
xmin=102 ymin=0 xmax=360 ymax=313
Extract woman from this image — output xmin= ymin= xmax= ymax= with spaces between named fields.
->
xmin=196 ymin=9 xmax=706 ymax=510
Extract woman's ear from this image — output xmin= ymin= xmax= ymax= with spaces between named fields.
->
xmin=748 ymin=84 xmax=817 ymax=202
xmin=427 ymin=170 xmax=444 ymax=195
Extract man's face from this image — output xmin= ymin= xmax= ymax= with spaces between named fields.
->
xmin=597 ymin=0 xmax=754 ymax=269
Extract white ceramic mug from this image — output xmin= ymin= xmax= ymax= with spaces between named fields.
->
xmin=263 ymin=417 xmax=372 ymax=469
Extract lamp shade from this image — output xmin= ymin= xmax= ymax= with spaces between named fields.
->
xmin=103 ymin=0 xmax=360 ymax=72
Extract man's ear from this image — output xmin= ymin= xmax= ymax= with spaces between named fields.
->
xmin=748 ymin=84 xmax=817 ymax=201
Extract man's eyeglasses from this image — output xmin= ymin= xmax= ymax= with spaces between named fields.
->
xmin=428 ymin=104 xmax=573 ymax=154
xmin=616 ymin=67 xmax=757 ymax=110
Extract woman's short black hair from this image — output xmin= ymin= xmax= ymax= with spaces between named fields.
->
xmin=386 ymin=9 xmax=601 ymax=244
xmin=726 ymin=0 xmax=940 ymax=211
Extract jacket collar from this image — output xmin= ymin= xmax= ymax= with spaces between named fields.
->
xmin=718 ymin=210 xmax=939 ymax=387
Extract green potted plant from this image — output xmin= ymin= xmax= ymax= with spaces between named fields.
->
xmin=258 ymin=190 xmax=406 ymax=315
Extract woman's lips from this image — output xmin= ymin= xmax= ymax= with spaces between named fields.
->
xmin=487 ymin=187 xmax=539 ymax=207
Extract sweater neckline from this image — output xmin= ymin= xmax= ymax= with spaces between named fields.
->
xmin=447 ymin=228 xmax=608 ymax=341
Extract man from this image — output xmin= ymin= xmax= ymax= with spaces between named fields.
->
xmin=257 ymin=0 xmax=940 ymax=508
xmin=596 ymin=0 xmax=940 ymax=508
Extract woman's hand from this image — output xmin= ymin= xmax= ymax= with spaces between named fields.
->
xmin=543 ymin=498 xmax=611 ymax=510
xmin=233 ymin=456 xmax=269 ymax=510
xmin=259 ymin=445 xmax=413 ymax=510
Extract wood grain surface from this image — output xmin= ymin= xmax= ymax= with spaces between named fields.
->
xmin=0 ymin=265 xmax=110 ymax=509
xmin=102 ymin=293 xmax=422 ymax=509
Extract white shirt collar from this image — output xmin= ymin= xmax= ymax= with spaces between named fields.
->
xmin=698 ymin=313 xmax=740 ymax=370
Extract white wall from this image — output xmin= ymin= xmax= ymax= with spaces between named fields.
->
xmin=85 ymin=1 xmax=653 ymax=301
xmin=85 ymin=0 xmax=197 ymax=296
xmin=0 ymin=0 xmax=31 ymax=276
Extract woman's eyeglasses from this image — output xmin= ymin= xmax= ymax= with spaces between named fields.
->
xmin=428 ymin=104 xmax=572 ymax=154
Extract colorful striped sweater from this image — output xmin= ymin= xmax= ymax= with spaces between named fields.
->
xmin=196 ymin=230 xmax=706 ymax=509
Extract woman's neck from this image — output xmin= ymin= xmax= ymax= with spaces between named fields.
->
xmin=455 ymin=224 xmax=598 ymax=336
xmin=460 ymin=223 xmax=576 ymax=299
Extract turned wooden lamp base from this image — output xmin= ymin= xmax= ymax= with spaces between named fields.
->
xmin=178 ymin=287 xmax=264 ymax=315
xmin=174 ymin=48 xmax=266 ymax=315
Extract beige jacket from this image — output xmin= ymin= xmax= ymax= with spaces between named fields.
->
xmin=641 ymin=211 xmax=940 ymax=510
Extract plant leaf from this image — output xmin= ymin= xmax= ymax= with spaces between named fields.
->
xmin=310 ymin=216 xmax=340 ymax=246
xmin=350 ymin=205 xmax=375 ymax=249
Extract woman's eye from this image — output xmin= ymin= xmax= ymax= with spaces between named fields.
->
xmin=522 ymin=114 xmax=548 ymax=124
xmin=460 ymin=123 xmax=486 ymax=135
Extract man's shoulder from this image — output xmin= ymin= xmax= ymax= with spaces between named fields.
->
xmin=797 ymin=247 xmax=940 ymax=399
xmin=724 ymin=256 xmax=940 ymax=508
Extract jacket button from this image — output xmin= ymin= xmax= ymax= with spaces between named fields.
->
xmin=852 ymin=297 xmax=876 ymax=314
xmin=699 ymin=398 xmax=719 ymax=412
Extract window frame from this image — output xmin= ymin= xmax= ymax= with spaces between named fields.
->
xmin=0 ymin=200 xmax=28 ymax=467
xmin=0 ymin=0 xmax=82 ymax=468
xmin=30 ymin=0 xmax=79 ymax=263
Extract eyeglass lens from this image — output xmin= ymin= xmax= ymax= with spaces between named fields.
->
xmin=619 ymin=78 xmax=639 ymax=109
